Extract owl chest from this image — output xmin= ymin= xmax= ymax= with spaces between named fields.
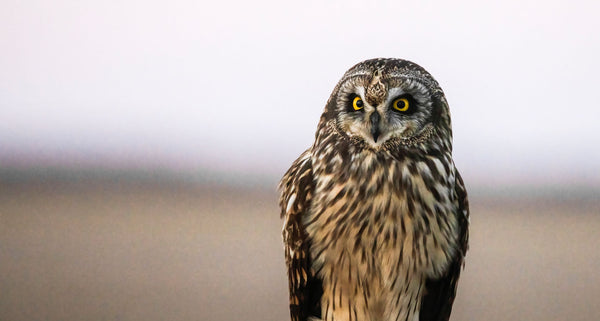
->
xmin=305 ymin=153 xmax=459 ymax=280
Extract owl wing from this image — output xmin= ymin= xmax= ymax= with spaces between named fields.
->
xmin=419 ymin=170 xmax=470 ymax=321
xmin=278 ymin=150 xmax=322 ymax=321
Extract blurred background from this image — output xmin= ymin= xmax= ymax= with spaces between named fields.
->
xmin=1 ymin=0 xmax=599 ymax=320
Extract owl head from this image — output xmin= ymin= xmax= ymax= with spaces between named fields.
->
xmin=319 ymin=58 xmax=452 ymax=152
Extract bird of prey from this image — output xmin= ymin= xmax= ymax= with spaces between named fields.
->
xmin=278 ymin=58 xmax=469 ymax=321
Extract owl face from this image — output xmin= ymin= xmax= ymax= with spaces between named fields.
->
xmin=324 ymin=58 xmax=448 ymax=150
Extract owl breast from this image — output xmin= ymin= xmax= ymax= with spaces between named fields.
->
xmin=304 ymin=128 xmax=460 ymax=321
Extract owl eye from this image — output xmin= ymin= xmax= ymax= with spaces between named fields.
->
xmin=392 ymin=97 xmax=410 ymax=112
xmin=352 ymin=96 xmax=364 ymax=111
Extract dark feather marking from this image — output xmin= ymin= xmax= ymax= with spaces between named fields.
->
xmin=354 ymin=222 xmax=368 ymax=253
xmin=311 ymin=246 xmax=327 ymax=266
xmin=400 ymin=216 xmax=406 ymax=235
xmin=408 ymin=161 xmax=418 ymax=175
xmin=336 ymin=251 xmax=345 ymax=265
xmin=364 ymin=203 xmax=374 ymax=219
xmin=414 ymin=233 xmax=422 ymax=266
xmin=421 ymin=167 xmax=436 ymax=188
xmin=374 ymin=207 xmax=382 ymax=223
xmin=384 ymin=229 xmax=391 ymax=243
xmin=441 ymin=159 xmax=451 ymax=177
xmin=413 ymin=282 xmax=423 ymax=315
xmin=332 ymin=277 xmax=337 ymax=310
xmin=333 ymin=187 xmax=347 ymax=203
xmin=346 ymin=199 xmax=360 ymax=219
xmin=422 ymin=233 xmax=429 ymax=263
xmin=390 ymin=261 xmax=400 ymax=289
xmin=430 ymin=184 xmax=442 ymax=202
xmin=398 ymin=240 xmax=404 ymax=266
xmin=405 ymin=291 xmax=415 ymax=321
xmin=323 ymin=179 xmax=336 ymax=192
xmin=338 ymin=202 xmax=349 ymax=214
xmin=424 ymin=157 xmax=441 ymax=180
xmin=422 ymin=212 xmax=431 ymax=234
xmin=362 ymin=287 xmax=370 ymax=310
xmin=361 ymin=246 xmax=367 ymax=263
xmin=372 ymin=237 xmax=378 ymax=254
xmin=395 ymin=308 xmax=402 ymax=321
xmin=406 ymin=197 xmax=415 ymax=218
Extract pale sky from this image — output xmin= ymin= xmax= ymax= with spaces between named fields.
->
xmin=1 ymin=0 xmax=599 ymax=186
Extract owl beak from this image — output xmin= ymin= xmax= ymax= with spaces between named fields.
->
xmin=370 ymin=111 xmax=381 ymax=143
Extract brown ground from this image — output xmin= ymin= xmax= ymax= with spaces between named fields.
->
xmin=1 ymin=178 xmax=599 ymax=321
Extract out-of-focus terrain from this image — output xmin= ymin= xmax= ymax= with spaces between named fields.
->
xmin=1 ymin=175 xmax=599 ymax=321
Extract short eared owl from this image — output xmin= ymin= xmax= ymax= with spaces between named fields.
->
xmin=279 ymin=58 xmax=469 ymax=321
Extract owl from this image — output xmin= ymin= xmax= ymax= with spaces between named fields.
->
xmin=278 ymin=58 xmax=469 ymax=321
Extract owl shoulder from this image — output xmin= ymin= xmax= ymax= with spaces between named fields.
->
xmin=278 ymin=149 xmax=314 ymax=220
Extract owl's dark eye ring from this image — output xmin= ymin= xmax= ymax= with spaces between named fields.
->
xmin=391 ymin=95 xmax=415 ymax=114
xmin=352 ymin=96 xmax=364 ymax=111
xmin=392 ymin=98 xmax=409 ymax=112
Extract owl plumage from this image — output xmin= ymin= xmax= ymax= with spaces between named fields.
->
xmin=279 ymin=58 xmax=469 ymax=321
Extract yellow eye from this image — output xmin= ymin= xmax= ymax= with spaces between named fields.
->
xmin=352 ymin=96 xmax=364 ymax=111
xmin=392 ymin=97 xmax=410 ymax=112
